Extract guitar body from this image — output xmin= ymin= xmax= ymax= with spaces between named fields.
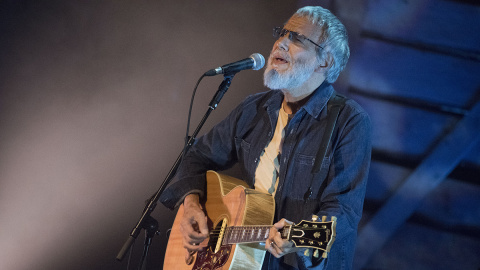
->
xmin=164 ymin=170 xmax=275 ymax=270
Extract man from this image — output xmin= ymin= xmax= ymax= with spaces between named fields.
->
xmin=161 ymin=6 xmax=371 ymax=269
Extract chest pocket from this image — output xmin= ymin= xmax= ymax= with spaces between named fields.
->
xmin=234 ymin=137 xmax=252 ymax=174
xmin=289 ymin=154 xmax=331 ymax=200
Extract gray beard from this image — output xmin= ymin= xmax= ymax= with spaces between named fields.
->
xmin=263 ymin=59 xmax=317 ymax=92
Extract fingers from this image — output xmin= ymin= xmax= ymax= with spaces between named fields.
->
xmin=197 ymin=215 xmax=208 ymax=237
xmin=181 ymin=195 xmax=209 ymax=251
xmin=266 ymin=219 xmax=296 ymax=258
xmin=267 ymin=240 xmax=284 ymax=258
xmin=180 ymin=217 xmax=207 ymax=251
xmin=184 ymin=248 xmax=196 ymax=265
xmin=273 ymin=218 xmax=293 ymax=229
xmin=267 ymin=239 xmax=294 ymax=258
xmin=183 ymin=195 xmax=209 ymax=236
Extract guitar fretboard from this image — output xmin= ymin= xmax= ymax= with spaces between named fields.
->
xmin=222 ymin=225 xmax=291 ymax=245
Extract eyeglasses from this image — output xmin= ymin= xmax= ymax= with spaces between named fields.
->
xmin=273 ymin=27 xmax=323 ymax=50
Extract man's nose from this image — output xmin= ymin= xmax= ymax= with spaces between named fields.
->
xmin=276 ymin=34 xmax=291 ymax=51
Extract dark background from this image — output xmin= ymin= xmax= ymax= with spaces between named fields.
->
xmin=1 ymin=1 xmax=479 ymax=269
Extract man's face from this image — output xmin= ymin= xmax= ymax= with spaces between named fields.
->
xmin=264 ymin=16 xmax=323 ymax=92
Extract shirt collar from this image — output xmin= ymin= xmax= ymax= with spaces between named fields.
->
xmin=264 ymin=90 xmax=284 ymax=112
xmin=263 ymin=81 xmax=334 ymax=118
xmin=303 ymin=81 xmax=334 ymax=118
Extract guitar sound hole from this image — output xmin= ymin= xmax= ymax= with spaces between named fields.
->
xmin=207 ymin=221 xmax=223 ymax=252
xmin=193 ymin=221 xmax=231 ymax=270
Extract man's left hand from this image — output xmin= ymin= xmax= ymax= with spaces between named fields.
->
xmin=265 ymin=218 xmax=299 ymax=258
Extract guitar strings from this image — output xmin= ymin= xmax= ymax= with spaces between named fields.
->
xmin=208 ymin=227 xmax=323 ymax=233
xmin=207 ymin=226 xmax=327 ymax=239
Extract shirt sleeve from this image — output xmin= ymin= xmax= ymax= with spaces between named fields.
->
xmin=159 ymin=97 xmax=247 ymax=209
xmin=308 ymin=108 xmax=372 ymax=269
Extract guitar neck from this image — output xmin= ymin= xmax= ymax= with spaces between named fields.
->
xmin=222 ymin=225 xmax=292 ymax=245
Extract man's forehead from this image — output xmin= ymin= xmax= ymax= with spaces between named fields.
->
xmin=285 ymin=16 xmax=322 ymax=40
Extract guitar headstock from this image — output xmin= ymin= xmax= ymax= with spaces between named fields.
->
xmin=287 ymin=215 xmax=337 ymax=259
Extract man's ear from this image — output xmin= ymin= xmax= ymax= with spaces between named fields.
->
xmin=315 ymin=53 xmax=333 ymax=71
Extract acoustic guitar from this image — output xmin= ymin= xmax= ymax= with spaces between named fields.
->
xmin=163 ymin=170 xmax=336 ymax=270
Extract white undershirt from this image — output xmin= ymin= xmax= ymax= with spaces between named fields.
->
xmin=254 ymin=103 xmax=290 ymax=196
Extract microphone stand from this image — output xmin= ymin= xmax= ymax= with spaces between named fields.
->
xmin=116 ymin=73 xmax=235 ymax=269
xmin=138 ymin=216 xmax=158 ymax=270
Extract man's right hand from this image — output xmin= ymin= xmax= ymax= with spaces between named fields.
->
xmin=180 ymin=193 xmax=209 ymax=265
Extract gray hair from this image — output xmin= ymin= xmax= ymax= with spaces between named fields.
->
xmin=293 ymin=6 xmax=350 ymax=83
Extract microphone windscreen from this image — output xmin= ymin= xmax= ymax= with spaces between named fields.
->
xmin=250 ymin=53 xmax=265 ymax=70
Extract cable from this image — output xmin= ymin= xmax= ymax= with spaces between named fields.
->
xmin=183 ymin=74 xmax=206 ymax=156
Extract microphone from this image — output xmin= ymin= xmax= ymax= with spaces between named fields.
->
xmin=204 ymin=53 xmax=265 ymax=76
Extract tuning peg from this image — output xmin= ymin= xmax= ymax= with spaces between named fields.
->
xmin=304 ymin=249 xmax=310 ymax=257
xmin=311 ymin=215 xmax=318 ymax=221
xmin=322 ymin=251 xmax=328 ymax=258
xmin=331 ymin=216 xmax=337 ymax=222
xmin=313 ymin=249 xmax=319 ymax=258
xmin=321 ymin=216 xmax=327 ymax=222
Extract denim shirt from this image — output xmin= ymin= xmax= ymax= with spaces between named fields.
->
xmin=161 ymin=82 xmax=372 ymax=269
